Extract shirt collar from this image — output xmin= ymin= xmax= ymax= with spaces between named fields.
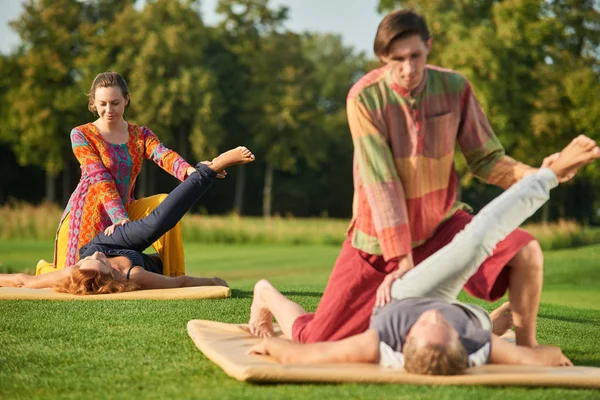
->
xmin=386 ymin=66 xmax=429 ymax=99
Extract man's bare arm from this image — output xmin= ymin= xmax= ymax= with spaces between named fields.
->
xmin=249 ymin=329 xmax=380 ymax=365
xmin=489 ymin=334 xmax=572 ymax=366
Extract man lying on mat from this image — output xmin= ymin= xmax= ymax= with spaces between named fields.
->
xmin=247 ymin=136 xmax=600 ymax=375
xmin=0 ymin=147 xmax=255 ymax=295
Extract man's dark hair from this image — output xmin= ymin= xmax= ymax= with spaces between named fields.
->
xmin=373 ymin=10 xmax=431 ymax=59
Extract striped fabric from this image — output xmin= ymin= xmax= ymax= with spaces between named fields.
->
xmin=55 ymin=123 xmax=192 ymax=267
xmin=347 ymin=65 xmax=531 ymax=261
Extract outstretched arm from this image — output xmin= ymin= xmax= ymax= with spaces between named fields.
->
xmin=142 ymin=127 xmax=193 ymax=181
xmin=128 ymin=268 xmax=227 ymax=290
xmin=0 ymin=268 xmax=74 ymax=289
xmin=489 ymin=334 xmax=572 ymax=367
xmin=456 ymin=81 xmax=533 ymax=189
xmin=248 ymin=329 xmax=380 ymax=365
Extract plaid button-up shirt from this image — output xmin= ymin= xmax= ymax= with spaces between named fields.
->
xmin=347 ymin=65 xmax=531 ymax=261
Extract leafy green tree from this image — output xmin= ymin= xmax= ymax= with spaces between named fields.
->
xmin=82 ymin=0 xmax=225 ymax=195
xmin=216 ymin=0 xmax=348 ymax=217
xmin=1 ymin=0 xmax=136 ymax=203
xmin=290 ymin=33 xmax=368 ymax=217
xmin=213 ymin=0 xmax=287 ymax=215
xmin=2 ymin=0 xmax=91 ymax=202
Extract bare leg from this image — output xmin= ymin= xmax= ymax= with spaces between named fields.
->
xmin=208 ymin=146 xmax=255 ymax=173
xmin=507 ymin=242 xmax=543 ymax=346
xmin=547 ymin=135 xmax=600 ymax=180
xmin=249 ymin=279 xmax=307 ymax=339
xmin=489 ymin=301 xmax=513 ymax=336
xmin=507 ymin=135 xmax=600 ymax=347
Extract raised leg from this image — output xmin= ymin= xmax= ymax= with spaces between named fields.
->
xmin=391 ymin=168 xmax=558 ymax=302
xmin=83 ymin=163 xmax=216 ymax=253
xmin=249 ymin=279 xmax=307 ymax=339
xmin=82 ymin=147 xmax=255 ymax=254
xmin=506 ymin=135 xmax=600 ymax=346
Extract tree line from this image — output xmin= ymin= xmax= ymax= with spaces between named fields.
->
xmin=0 ymin=0 xmax=598 ymax=223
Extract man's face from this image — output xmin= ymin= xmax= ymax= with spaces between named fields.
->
xmin=381 ymin=34 xmax=432 ymax=91
xmin=406 ymin=309 xmax=459 ymax=348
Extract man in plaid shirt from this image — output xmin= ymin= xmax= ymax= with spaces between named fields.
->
xmin=251 ymin=10 xmax=546 ymax=349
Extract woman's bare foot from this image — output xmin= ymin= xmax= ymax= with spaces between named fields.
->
xmin=490 ymin=302 xmax=513 ymax=336
xmin=548 ymin=135 xmax=600 ymax=182
xmin=209 ymin=146 xmax=255 ymax=174
xmin=211 ymin=277 xmax=229 ymax=287
xmin=249 ymin=279 xmax=276 ymax=338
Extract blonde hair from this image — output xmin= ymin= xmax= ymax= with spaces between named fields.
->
xmin=54 ymin=268 xmax=138 ymax=295
xmin=87 ymin=71 xmax=130 ymax=114
xmin=403 ymin=335 xmax=468 ymax=375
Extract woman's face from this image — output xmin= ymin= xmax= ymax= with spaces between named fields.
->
xmin=79 ymin=251 xmax=113 ymax=275
xmin=94 ymin=86 xmax=129 ymax=123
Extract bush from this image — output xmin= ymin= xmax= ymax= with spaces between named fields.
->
xmin=1 ymin=203 xmax=598 ymax=250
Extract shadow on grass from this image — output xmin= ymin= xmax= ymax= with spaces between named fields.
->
xmin=538 ymin=311 xmax=600 ymax=325
xmin=230 ymin=289 xmax=324 ymax=299
xmin=567 ymin=349 xmax=600 ymax=367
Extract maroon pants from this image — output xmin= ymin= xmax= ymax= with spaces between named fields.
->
xmin=292 ymin=210 xmax=535 ymax=343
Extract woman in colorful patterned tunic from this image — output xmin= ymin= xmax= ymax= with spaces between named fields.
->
xmin=36 ymin=72 xmax=197 ymax=277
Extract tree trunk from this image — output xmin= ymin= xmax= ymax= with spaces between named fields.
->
xmin=263 ymin=162 xmax=273 ymax=218
xmin=558 ymin=203 xmax=565 ymax=219
xmin=45 ymin=171 xmax=57 ymax=203
xmin=540 ymin=202 xmax=550 ymax=224
xmin=233 ymin=164 xmax=247 ymax=215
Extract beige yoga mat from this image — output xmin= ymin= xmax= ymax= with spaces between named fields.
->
xmin=187 ymin=319 xmax=600 ymax=388
xmin=0 ymin=286 xmax=231 ymax=300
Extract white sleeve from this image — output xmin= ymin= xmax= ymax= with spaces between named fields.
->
xmin=468 ymin=342 xmax=491 ymax=367
xmin=378 ymin=341 xmax=405 ymax=369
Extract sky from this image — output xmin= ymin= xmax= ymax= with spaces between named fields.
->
xmin=0 ymin=0 xmax=383 ymax=56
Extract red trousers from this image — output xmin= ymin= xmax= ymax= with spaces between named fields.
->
xmin=292 ymin=210 xmax=534 ymax=343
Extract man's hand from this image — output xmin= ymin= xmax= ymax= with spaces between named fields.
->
xmin=247 ymin=339 xmax=270 ymax=356
xmin=541 ymin=152 xmax=576 ymax=183
xmin=375 ymin=254 xmax=414 ymax=307
xmin=104 ymin=218 xmax=130 ymax=236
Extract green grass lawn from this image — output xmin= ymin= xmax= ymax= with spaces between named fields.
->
xmin=1 ymin=241 xmax=600 ymax=399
